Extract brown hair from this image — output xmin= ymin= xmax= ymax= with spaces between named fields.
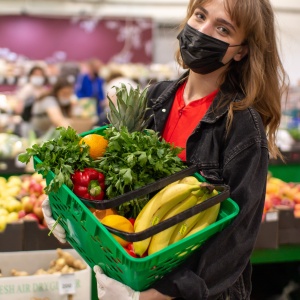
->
xmin=39 ymin=77 xmax=73 ymax=100
xmin=176 ymin=0 xmax=289 ymax=159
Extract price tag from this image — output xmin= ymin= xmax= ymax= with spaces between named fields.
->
xmin=265 ymin=211 xmax=279 ymax=222
xmin=58 ymin=273 xmax=76 ymax=295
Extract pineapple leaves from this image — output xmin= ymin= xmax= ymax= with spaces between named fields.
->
xmin=107 ymin=83 xmax=151 ymax=133
xmin=102 ymin=83 xmax=184 ymax=218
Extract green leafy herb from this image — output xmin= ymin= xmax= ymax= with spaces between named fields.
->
xmin=94 ymin=126 xmax=186 ymax=218
xmin=18 ymin=126 xmax=94 ymax=194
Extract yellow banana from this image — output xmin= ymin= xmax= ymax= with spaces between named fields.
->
xmin=169 ymin=190 xmax=218 ymax=245
xmin=179 ymin=176 xmax=199 ymax=185
xmin=133 ymin=182 xmax=201 ymax=256
xmin=185 ymin=202 xmax=221 ymax=238
xmin=150 ymin=186 xmax=204 ymax=226
xmin=147 ymin=193 xmax=199 ymax=255
xmin=134 ymin=180 xmax=180 ymax=229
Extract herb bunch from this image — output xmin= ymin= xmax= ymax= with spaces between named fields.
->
xmin=18 ymin=127 xmax=94 ymax=194
xmin=94 ymin=126 xmax=186 ymax=218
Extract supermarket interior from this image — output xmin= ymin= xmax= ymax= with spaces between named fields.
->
xmin=0 ymin=0 xmax=300 ymax=299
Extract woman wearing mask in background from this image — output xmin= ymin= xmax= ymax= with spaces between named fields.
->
xmin=30 ymin=77 xmax=75 ymax=137
xmin=43 ymin=0 xmax=288 ymax=299
xmin=15 ymin=65 xmax=48 ymax=115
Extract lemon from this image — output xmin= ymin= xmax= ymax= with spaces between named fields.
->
xmin=101 ymin=215 xmax=134 ymax=247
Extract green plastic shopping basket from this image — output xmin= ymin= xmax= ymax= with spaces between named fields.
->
xmin=33 ymin=126 xmax=239 ymax=291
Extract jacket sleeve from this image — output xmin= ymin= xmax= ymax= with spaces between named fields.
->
xmin=152 ymin=139 xmax=269 ymax=299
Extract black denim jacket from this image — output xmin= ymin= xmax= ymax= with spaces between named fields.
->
xmin=145 ymin=73 xmax=269 ymax=300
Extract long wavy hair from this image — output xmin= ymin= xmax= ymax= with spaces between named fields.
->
xmin=176 ymin=0 xmax=289 ymax=159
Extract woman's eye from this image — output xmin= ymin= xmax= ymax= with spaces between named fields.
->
xmin=218 ymin=26 xmax=230 ymax=35
xmin=195 ymin=12 xmax=205 ymax=21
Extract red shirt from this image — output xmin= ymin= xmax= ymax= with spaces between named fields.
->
xmin=162 ymin=81 xmax=218 ymax=161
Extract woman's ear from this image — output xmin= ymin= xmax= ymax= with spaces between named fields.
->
xmin=233 ymin=45 xmax=248 ymax=61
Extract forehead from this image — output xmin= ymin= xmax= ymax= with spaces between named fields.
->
xmin=191 ymin=0 xmax=243 ymax=27
xmin=59 ymin=86 xmax=73 ymax=93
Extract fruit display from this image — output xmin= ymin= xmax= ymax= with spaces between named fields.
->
xmin=264 ymin=173 xmax=300 ymax=219
xmin=0 ymin=173 xmax=47 ymax=232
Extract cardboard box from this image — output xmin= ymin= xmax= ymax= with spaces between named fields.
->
xmin=278 ymin=209 xmax=300 ymax=245
xmin=23 ymin=220 xmax=71 ymax=251
xmin=0 ymin=222 xmax=23 ymax=252
xmin=254 ymin=211 xmax=279 ymax=249
xmin=0 ymin=249 xmax=91 ymax=300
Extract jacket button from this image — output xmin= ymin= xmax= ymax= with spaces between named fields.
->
xmin=162 ymin=109 xmax=166 ymax=112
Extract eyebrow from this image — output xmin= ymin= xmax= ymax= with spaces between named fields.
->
xmin=198 ymin=6 xmax=237 ymax=32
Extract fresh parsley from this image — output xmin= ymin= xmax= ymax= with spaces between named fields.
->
xmin=18 ymin=126 xmax=94 ymax=194
xmin=94 ymin=126 xmax=186 ymax=218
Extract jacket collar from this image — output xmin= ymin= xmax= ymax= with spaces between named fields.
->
xmin=150 ymin=71 xmax=242 ymax=124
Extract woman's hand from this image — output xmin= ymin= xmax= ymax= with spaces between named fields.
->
xmin=93 ymin=266 xmax=140 ymax=300
xmin=93 ymin=266 xmax=173 ymax=300
xmin=42 ymin=197 xmax=66 ymax=243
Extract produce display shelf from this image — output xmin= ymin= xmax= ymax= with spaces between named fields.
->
xmin=251 ymin=245 xmax=300 ymax=264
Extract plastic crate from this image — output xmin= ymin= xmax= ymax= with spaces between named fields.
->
xmin=33 ymin=126 xmax=239 ymax=291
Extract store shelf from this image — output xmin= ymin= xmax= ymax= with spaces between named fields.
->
xmin=251 ymin=245 xmax=300 ymax=264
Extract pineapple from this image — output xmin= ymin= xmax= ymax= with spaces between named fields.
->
xmin=107 ymin=83 xmax=150 ymax=132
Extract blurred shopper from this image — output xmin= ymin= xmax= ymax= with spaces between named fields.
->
xmin=30 ymin=77 xmax=75 ymax=137
xmin=75 ymin=58 xmax=105 ymax=117
xmin=43 ymin=0 xmax=288 ymax=299
xmin=15 ymin=65 xmax=48 ymax=115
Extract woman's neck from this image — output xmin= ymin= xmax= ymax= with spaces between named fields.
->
xmin=183 ymin=70 xmax=221 ymax=105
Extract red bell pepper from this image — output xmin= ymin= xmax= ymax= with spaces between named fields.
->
xmin=71 ymin=168 xmax=105 ymax=200
xmin=128 ymin=218 xmax=135 ymax=226
xmin=125 ymin=243 xmax=138 ymax=258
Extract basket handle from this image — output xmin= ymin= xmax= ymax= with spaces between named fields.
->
xmin=103 ymin=183 xmax=230 ymax=242
xmin=79 ymin=164 xmax=199 ymax=209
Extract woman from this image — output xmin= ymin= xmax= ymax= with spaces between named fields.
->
xmin=30 ymin=77 xmax=75 ymax=137
xmin=16 ymin=65 xmax=48 ymax=115
xmin=44 ymin=0 xmax=288 ymax=299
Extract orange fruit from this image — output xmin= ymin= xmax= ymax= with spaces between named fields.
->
xmin=101 ymin=215 xmax=134 ymax=247
xmin=91 ymin=208 xmax=117 ymax=220
xmin=80 ymin=134 xmax=108 ymax=159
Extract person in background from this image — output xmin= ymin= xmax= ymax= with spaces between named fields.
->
xmin=15 ymin=65 xmax=48 ymax=115
xmin=30 ymin=77 xmax=76 ymax=137
xmin=43 ymin=0 xmax=288 ymax=299
xmin=74 ymin=58 xmax=105 ymax=117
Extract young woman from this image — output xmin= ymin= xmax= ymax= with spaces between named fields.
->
xmin=30 ymin=77 xmax=75 ymax=137
xmin=44 ymin=0 xmax=288 ymax=299
xmin=16 ymin=65 xmax=48 ymax=115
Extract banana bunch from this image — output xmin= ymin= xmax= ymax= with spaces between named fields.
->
xmin=133 ymin=176 xmax=220 ymax=256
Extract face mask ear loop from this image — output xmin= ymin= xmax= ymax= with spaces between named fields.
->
xmin=229 ymin=41 xmax=247 ymax=47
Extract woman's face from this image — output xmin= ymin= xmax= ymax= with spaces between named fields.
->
xmin=187 ymin=0 xmax=247 ymax=64
xmin=57 ymin=86 xmax=74 ymax=106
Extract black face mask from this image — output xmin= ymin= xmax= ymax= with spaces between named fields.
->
xmin=177 ymin=24 xmax=243 ymax=74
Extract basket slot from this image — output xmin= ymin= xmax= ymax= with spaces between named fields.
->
xmin=79 ymin=164 xmax=199 ymax=209
xmin=103 ymin=184 xmax=230 ymax=242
